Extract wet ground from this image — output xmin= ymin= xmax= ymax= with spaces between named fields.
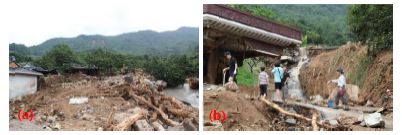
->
xmin=164 ymin=83 xmax=199 ymax=108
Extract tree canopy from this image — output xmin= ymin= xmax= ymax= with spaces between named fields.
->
xmin=347 ymin=4 xmax=393 ymax=56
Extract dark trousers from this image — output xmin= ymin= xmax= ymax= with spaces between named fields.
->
xmin=259 ymin=84 xmax=267 ymax=96
xmin=335 ymin=87 xmax=348 ymax=108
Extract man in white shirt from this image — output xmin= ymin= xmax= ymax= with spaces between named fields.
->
xmin=328 ymin=68 xmax=349 ymax=110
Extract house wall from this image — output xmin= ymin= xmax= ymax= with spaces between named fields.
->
xmin=9 ymin=74 xmax=38 ymax=100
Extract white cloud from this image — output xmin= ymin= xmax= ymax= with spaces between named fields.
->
xmin=6 ymin=0 xmax=200 ymax=46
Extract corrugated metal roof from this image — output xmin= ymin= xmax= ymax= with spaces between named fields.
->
xmin=9 ymin=68 xmax=43 ymax=76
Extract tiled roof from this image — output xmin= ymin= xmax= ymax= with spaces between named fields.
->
xmin=9 ymin=68 xmax=43 ymax=76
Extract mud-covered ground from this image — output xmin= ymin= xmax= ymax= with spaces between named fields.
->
xmin=10 ymin=71 xmax=198 ymax=131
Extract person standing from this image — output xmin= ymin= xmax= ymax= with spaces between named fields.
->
xmin=328 ymin=68 xmax=349 ymax=110
xmin=281 ymin=65 xmax=290 ymax=101
xmin=223 ymin=52 xmax=238 ymax=83
xmin=271 ymin=62 xmax=284 ymax=102
xmin=258 ymin=66 xmax=269 ymax=98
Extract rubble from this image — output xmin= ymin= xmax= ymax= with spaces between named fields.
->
xmin=9 ymin=71 xmax=199 ymax=131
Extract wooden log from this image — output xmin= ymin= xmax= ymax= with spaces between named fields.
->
xmin=113 ymin=110 xmax=145 ymax=131
xmin=312 ymin=112 xmax=319 ymax=131
xmin=260 ymin=97 xmax=311 ymax=121
xmin=259 ymin=97 xmax=331 ymax=129
xmin=131 ymin=94 xmax=179 ymax=127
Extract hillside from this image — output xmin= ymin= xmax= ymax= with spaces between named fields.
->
xmin=11 ymin=27 xmax=198 ymax=56
xmin=299 ymin=43 xmax=393 ymax=106
xmin=229 ymin=4 xmax=351 ymax=46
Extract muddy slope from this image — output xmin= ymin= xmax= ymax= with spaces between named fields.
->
xmin=299 ymin=43 xmax=392 ymax=106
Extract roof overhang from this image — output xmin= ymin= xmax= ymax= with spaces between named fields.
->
xmin=204 ymin=14 xmax=302 ymax=47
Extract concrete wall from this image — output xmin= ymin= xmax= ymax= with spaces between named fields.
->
xmin=9 ymin=74 xmax=38 ymax=100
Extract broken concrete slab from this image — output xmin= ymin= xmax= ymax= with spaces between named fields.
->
xmin=69 ymin=97 xmax=88 ymax=105
xmin=364 ymin=112 xmax=385 ymax=128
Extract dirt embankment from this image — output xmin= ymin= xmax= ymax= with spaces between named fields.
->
xmin=299 ymin=43 xmax=393 ymax=106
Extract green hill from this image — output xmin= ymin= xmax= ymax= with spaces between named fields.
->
xmin=13 ymin=27 xmax=198 ymax=56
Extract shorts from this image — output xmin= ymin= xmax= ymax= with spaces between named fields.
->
xmin=275 ymin=82 xmax=282 ymax=90
xmin=259 ymin=84 xmax=267 ymax=96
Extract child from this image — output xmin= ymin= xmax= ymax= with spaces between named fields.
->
xmin=258 ymin=67 xmax=269 ymax=98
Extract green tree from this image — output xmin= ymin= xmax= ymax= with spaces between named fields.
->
xmin=347 ymin=4 xmax=393 ymax=56
xmin=34 ymin=44 xmax=78 ymax=72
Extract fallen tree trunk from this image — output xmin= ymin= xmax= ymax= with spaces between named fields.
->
xmin=260 ymin=97 xmax=311 ymax=121
xmin=312 ymin=112 xmax=319 ymax=131
xmin=131 ymin=94 xmax=179 ymax=127
xmin=113 ymin=110 xmax=145 ymax=131
xmin=259 ymin=97 xmax=331 ymax=129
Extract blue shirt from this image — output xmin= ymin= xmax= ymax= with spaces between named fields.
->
xmin=271 ymin=67 xmax=283 ymax=83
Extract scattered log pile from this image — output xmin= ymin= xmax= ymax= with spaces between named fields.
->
xmin=103 ymin=70 xmax=199 ymax=131
xmin=259 ymin=97 xmax=336 ymax=130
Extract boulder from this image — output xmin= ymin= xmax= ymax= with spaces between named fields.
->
xmin=364 ymin=112 xmax=385 ymax=128
xmin=285 ymin=118 xmax=297 ymax=125
xmin=329 ymin=120 xmax=338 ymax=126
xmin=183 ymin=118 xmax=197 ymax=131
xmin=151 ymin=121 xmax=165 ymax=131
xmin=365 ymin=100 xmax=374 ymax=107
xmin=133 ymin=119 xmax=154 ymax=131
xmin=346 ymin=84 xmax=359 ymax=101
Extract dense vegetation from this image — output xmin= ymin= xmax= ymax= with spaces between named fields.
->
xmin=347 ymin=4 xmax=393 ymax=56
xmin=11 ymin=44 xmax=198 ymax=87
xmin=23 ymin=27 xmax=198 ymax=56
xmin=228 ymin=4 xmax=351 ymax=46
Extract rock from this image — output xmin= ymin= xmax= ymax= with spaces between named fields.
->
xmin=224 ymin=81 xmax=239 ymax=92
xmin=285 ymin=118 xmax=297 ymax=125
xmin=346 ymin=84 xmax=359 ymax=101
xmin=69 ymin=97 xmax=88 ymax=105
xmin=155 ymin=80 xmax=167 ymax=91
xmin=166 ymin=125 xmax=185 ymax=131
xmin=48 ymin=116 xmax=57 ymax=123
xmin=133 ymin=119 xmax=153 ymax=131
xmin=151 ymin=121 xmax=165 ymax=131
xmin=80 ymin=114 xmax=95 ymax=121
xmin=287 ymin=108 xmax=297 ymax=114
xmin=53 ymin=123 xmax=61 ymax=130
xmin=364 ymin=112 xmax=385 ymax=128
xmin=311 ymin=95 xmax=324 ymax=106
xmin=183 ymin=118 xmax=197 ymax=131
xmin=204 ymin=121 xmax=222 ymax=127
xmin=41 ymin=115 xmax=47 ymax=121
xmin=97 ymin=127 xmax=103 ymax=131
xmin=329 ymin=120 xmax=338 ymax=126
xmin=365 ymin=100 xmax=374 ymax=107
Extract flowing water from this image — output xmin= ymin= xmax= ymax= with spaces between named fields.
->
xmin=164 ymin=83 xmax=199 ymax=108
xmin=286 ymin=47 xmax=308 ymax=101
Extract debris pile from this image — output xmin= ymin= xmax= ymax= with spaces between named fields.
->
xmin=9 ymin=70 xmax=198 ymax=131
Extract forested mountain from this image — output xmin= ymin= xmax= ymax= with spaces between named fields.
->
xmin=11 ymin=27 xmax=198 ymax=56
xmin=229 ymin=4 xmax=351 ymax=46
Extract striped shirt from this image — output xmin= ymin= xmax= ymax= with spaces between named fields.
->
xmin=259 ymin=71 xmax=269 ymax=85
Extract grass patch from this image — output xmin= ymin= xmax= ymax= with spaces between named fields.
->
xmin=348 ymin=55 xmax=371 ymax=87
xmin=236 ymin=66 xmax=257 ymax=87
